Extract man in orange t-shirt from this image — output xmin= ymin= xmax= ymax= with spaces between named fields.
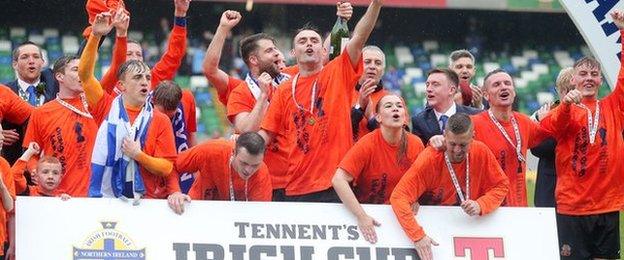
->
xmin=23 ymin=55 xmax=99 ymax=197
xmin=152 ymin=80 xmax=197 ymax=194
xmin=226 ymin=32 xmax=295 ymax=201
xmin=167 ymin=132 xmax=272 ymax=214
xmin=390 ymin=113 xmax=509 ymax=260
xmin=538 ymin=12 xmax=624 ymax=259
xmin=470 ymin=69 xmax=549 ymax=207
xmin=79 ymin=13 xmax=177 ymax=200
xmin=259 ymin=0 xmax=382 ymax=202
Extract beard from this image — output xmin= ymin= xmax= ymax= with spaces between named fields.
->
xmin=259 ymin=61 xmax=280 ymax=78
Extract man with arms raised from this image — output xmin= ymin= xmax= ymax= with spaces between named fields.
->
xmin=539 ymin=10 xmax=624 ymax=259
xmin=259 ymin=0 xmax=382 ymax=202
xmin=391 ymin=113 xmax=509 ymax=260
xmin=79 ymin=11 xmax=177 ymax=201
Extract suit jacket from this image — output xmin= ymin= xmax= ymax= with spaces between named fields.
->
xmin=1 ymin=68 xmax=58 ymax=164
xmin=411 ymin=104 xmax=481 ymax=145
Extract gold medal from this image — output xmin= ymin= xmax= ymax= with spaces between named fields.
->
xmin=308 ymin=118 xmax=315 ymax=125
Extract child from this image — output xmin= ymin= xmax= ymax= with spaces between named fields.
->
xmin=12 ymin=143 xmax=70 ymax=199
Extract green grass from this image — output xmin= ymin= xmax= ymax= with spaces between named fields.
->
xmin=526 ymin=176 xmax=624 ymax=252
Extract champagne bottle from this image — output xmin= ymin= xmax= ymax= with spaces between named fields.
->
xmin=329 ymin=16 xmax=349 ymax=61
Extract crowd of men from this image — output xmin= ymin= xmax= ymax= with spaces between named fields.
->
xmin=1 ymin=0 xmax=623 ymax=259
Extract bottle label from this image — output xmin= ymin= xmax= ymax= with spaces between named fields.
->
xmin=340 ymin=37 xmax=350 ymax=54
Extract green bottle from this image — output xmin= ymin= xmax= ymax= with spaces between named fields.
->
xmin=329 ymin=16 xmax=349 ymax=61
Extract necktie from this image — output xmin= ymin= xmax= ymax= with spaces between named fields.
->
xmin=27 ymin=85 xmax=37 ymax=106
xmin=439 ymin=115 xmax=449 ymax=132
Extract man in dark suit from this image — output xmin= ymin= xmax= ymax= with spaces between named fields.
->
xmin=411 ymin=68 xmax=480 ymax=145
xmin=2 ymin=41 xmax=59 ymax=164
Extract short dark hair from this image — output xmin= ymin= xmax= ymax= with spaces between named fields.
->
xmin=236 ymin=132 xmax=266 ymax=155
xmin=446 ymin=113 xmax=473 ymax=135
xmin=12 ymin=41 xmax=43 ymax=61
xmin=293 ymin=23 xmax=323 ymax=43
xmin=573 ymin=56 xmax=601 ymax=71
xmin=152 ymin=80 xmax=182 ymax=111
xmin=239 ymin=33 xmax=275 ymax=66
xmin=428 ymin=68 xmax=459 ymax=88
xmin=448 ymin=49 xmax=475 ymax=65
xmin=117 ymin=60 xmax=150 ymax=80
xmin=52 ymin=55 xmax=79 ymax=75
xmin=483 ymin=68 xmax=510 ymax=88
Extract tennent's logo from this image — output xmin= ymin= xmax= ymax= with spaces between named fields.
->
xmin=73 ymin=221 xmax=146 ymax=260
xmin=453 ymin=237 xmax=505 ymax=260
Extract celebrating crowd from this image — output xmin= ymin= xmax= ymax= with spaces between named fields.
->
xmin=1 ymin=0 xmax=624 ymax=259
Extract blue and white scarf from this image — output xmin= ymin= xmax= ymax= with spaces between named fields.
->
xmin=89 ymin=95 xmax=153 ymax=199
xmin=172 ymin=103 xmax=194 ymax=194
xmin=245 ymin=72 xmax=291 ymax=100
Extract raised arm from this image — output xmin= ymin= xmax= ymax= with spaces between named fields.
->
xmin=101 ymin=12 xmax=129 ymax=93
xmin=609 ymin=10 xmax=624 ymax=108
xmin=150 ymin=0 xmax=190 ymax=88
xmin=203 ymin=11 xmax=241 ymax=96
xmin=79 ymin=12 xmax=116 ymax=107
xmin=345 ymin=0 xmax=382 ymax=68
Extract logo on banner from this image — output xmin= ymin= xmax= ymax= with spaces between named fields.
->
xmin=453 ymin=237 xmax=505 ymax=260
xmin=73 ymin=221 xmax=146 ymax=260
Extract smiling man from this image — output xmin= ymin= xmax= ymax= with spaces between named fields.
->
xmin=471 ymin=69 xmax=550 ymax=207
xmin=167 ymin=132 xmax=272 ymax=214
xmin=537 ymin=11 xmax=624 ymax=259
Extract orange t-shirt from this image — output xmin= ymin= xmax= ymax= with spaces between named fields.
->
xmin=217 ymin=76 xmax=244 ymax=106
xmin=23 ymin=98 xmax=98 ymax=197
xmin=0 ymin=84 xmax=33 ymax=125
xmin=83 ymin=0 xmax=126 ymax=38
xmin=471 ymin=111 xmax=549 ymax=207
xmin=261 ymin=50 xmax=363 ymax=196
xmin=540 ymin=97 xmax=624 ymax=215
xmin=538 ymin=30 xmax=624 ymax=215
xmin=339 ymin=129 xmax=424 ymax=204
xmin=91 ymin=94 xmax=178 ymax=199
xmin=226 ymin=81 xmax=291 ymax=189
xmin=180 ymin=90 xmax=197 ymax=134
xmin=0 ymin=157 xmax=16 ymax=247
xmin=176 ymin=140 xmax=272 ymax=201
xmin=390 ymin=142 xmax=509 ymax=241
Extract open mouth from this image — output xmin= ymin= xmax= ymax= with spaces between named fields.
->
xmin=392 ymin=114 xmax=401 ymax=120
xmin=140 ymin=88 xmax=149 ymax=95
xmin=460 ymin=75 xmax=470 ymax=80
xmin=499 ymin=92 xmax=510 ymax=100
xmin=28 ymin=66 xmax=37 ymax=73
xmin=427 ymin=94 xmax=435 ymax=99
xmin=305 ymin=48 xmax=314 ymax=55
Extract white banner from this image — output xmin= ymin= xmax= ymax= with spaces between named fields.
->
xmin=560 ymin=0 xmax=624 ymax=89
xmin=16 ymin=197 xmax=558 ymax=259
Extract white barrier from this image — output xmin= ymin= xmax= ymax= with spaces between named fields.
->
xmin=16 ymin=197 xmax=558 ymax=259
xmin=560 ymin=0 xmax=624 ymax=90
